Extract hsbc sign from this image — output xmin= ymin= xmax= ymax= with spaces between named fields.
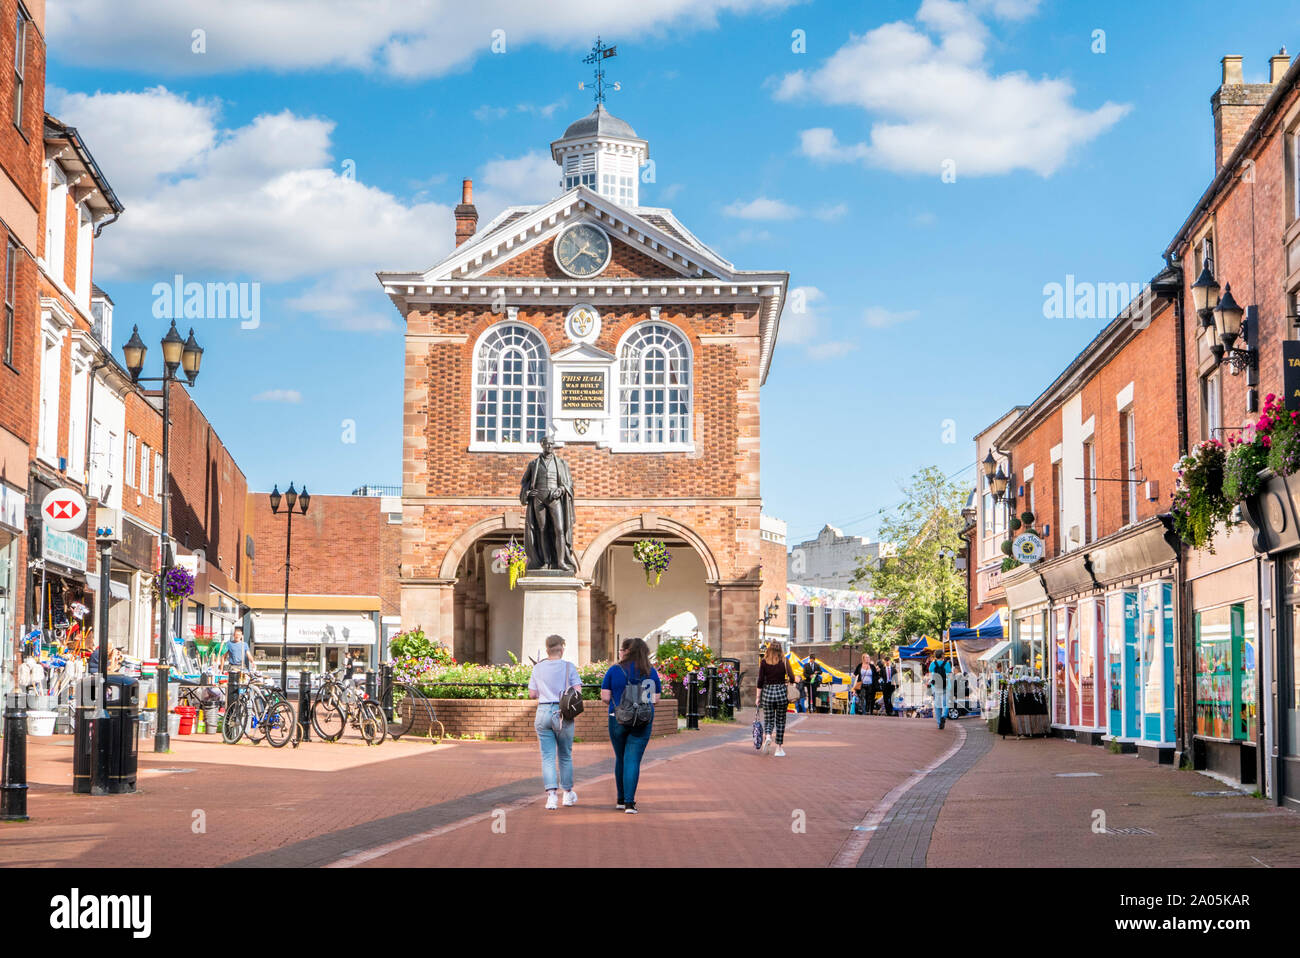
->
xmin=40 ymin=488 xmax=88 ymax=533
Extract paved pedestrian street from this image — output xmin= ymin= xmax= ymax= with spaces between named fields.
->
xmin=6 ymin=716 xmax=1298 ymax=869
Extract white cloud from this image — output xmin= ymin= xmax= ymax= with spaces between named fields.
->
xmin=50 ymin=86 xmax=566 ymax=334
xmin=48 ymin=0 xmax=796 ymax=78
xmin=475 ymin=101 xmax=567 ymax=123
xmin=252 ymin=389 xmax=302 ymax=403
xmin=776 ymin=0 xmax=1129 ymax=176
xmin=779 ymin=286 xmax=855 ymax=360
xmin=805 ymin=340 xmax=858 ymax=359
xmin=725 ymin=197 xmax=847 ymax=221
xmin=863 ymin=306 xmax=919 ymax=328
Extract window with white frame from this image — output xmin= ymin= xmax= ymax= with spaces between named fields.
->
xmin=1085 ymin=440 xmax=1098 ymax=544
xmin=125 ymin=432 xmax=137 ymax=487
xmin=1120 ymin=409 xmax=1139 ymax=525
xmin=618 ymin=322 xmax=692 ymax=446
xmin=68 ymin=359 xmax=88 ymax=479
xmin=12 ymin=3 xmax=27 ymax=130
xmin=473 ymin=323 xmax=549 ymax=445
xmin=154 ymin=451 xmax=162 ymax=501
xmin=37 ymin=332 xmax=60 ymax=461
xmin=140 ymin=442 xmax=150 ymax=495
xmin=45 ymin=164 xmax=67 ymax=281
xmin=1202 ymin=370 xmax=1222 ymax=441
xmin=75 ymin=207 xmax=92 ymax=308
xmin=4 ymin=239 xmax=15 ymax=368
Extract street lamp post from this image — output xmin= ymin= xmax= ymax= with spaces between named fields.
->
xmin=122 ymin=321 xmax=204 ymax=753
xmin=269 ymin=483 xmax=310 ymax=693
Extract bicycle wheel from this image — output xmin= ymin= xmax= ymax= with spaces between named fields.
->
xmin=358 ymin=700 xmax=387 ymax=746
xmin=264 ymin=701 xmax=296 ymax=749
xmin=221 ymin=699 xmax=246 ymax=745
xmin=317 ymin=681 xmax=344 ymax=711
xmin=312 ymin=700 xmax=345 ymax=742
xmin=246 ymin=699 xmax=268 ymax=743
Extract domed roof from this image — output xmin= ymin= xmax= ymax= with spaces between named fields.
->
xmin=561 ymin=104 xmax=639 ymax=140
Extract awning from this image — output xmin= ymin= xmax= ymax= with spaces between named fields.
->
xmin=898 ymin=635 xmax=944 ymax=659
xmin=978 ymin=640 xmax=1011 ymax=662
xmin=255 ymin=612 xmax=377 ymax=647
xmin=949 ymin=609 xmax=1005 ymax=640
xmin=85 ymin=577 xmax=130 ymax=600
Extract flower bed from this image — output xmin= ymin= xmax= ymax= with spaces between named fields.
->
xmin=407 ymin=697 xmax=679 ymax=740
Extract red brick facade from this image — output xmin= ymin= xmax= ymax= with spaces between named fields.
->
xmin=246 ymin=493 xmax=388 ymax=599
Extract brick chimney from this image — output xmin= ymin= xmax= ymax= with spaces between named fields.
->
xmin=454 ymin=178 xmax=477 ymax=247
xmin=1212 ymin=54 xmax=1282 ymax=173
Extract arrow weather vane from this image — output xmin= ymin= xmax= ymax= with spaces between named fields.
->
xmin=579 ymin=36 xmax=620 ymax=104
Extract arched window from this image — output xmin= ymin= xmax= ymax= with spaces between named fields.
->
xmin=473 ymin=323 xmax=549 ymax=445
xmin=618 ymin=322 xmax=691 ymax=446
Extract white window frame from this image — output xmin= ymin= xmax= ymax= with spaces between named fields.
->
xmin=1125 ymin=411 xmax=1138 ymax=525
xmin=45 ymin=163 xmax=67 ymax=282
xmin=12 ymin=3 xmax=27 ymax=130
xmin=140 ymin=442 xmax=150 ymax=496
xmin=67 ymin=356 xmax=88 ymax=481
xmin=37 ymin=329 xmax=61 ymax=464
xmin=154 ymin=451 xmax=163 ymax=501
xmin=615 ymin=321 xmax=693 ymax=452
xmin=74 ymin=206 xmax=92 ymax=309
xmin=1203 ymin=370 xmax=1222 ymax=441
xmin=1086 ymin=441 xmax=1097 ymax=544
xmin=469 ymin=322 xmax=550 ymax=451
xmin=126 ymin=432 xmax=137 ymax=487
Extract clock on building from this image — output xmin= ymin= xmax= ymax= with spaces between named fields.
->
xmin=555 ymin=222 xmax=612 ymax=278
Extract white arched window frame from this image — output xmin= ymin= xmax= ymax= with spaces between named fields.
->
xmin=471 ymin=323 xmax=549 ymax=449
xmin=616 ymin=321 xmax=692 ymax=450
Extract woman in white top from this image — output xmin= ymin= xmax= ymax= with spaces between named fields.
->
xmin=528 ymin=633 xmax=582 ymax=809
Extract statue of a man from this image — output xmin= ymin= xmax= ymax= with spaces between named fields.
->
xmin=519 ymin=436 xmax=577 ymax=572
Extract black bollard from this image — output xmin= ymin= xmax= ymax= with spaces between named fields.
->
xmin=381 ymin=663 xmax=394 ymax=723
xmin=686 ymin=673 xmax=700 ymax=730
xmin=365 ymin=670 xmax=377 ymax=705
xmin=298 ymin=671 xmax=312 ymax=742
xmin=1 ymin=693 xmax=29 ymax=821
xmin=705 ymin=664 xmax=718 ymax=720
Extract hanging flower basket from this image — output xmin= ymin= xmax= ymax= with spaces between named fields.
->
xmin=493 ymin=539 xmax=528 ymax=590
xmin=161 ymin=566 xmax=195 ymax=609
xmin=632 ymin=539 xmax=671 ymax=587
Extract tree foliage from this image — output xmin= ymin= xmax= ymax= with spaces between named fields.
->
xmin=838 ymin=465 xmax=968 ymax=656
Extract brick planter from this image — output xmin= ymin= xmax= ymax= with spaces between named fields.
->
xmin=406 ymin=698 xmax=679 ymax=741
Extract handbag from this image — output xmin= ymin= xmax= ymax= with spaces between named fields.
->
xmin=784 ymin=663 xmax=800 ymax=702
xmin=752 ymin=706 xmax=764 ymax=750
xmin=559 ymin=685 xmax=584 ymax=720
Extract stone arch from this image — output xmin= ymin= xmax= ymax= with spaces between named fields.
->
xmin=438 ymin=513 xmax=521 ymax=580
xmin=578 ymin=515 xmax=720 ymax=582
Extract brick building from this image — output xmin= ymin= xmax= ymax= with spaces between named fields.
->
xmin=0 ymin=0 xmax=44 ymax=689
xmin=379 ymin=103 xmax=788 ymax=684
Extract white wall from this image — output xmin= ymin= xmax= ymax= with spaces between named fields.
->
xmin=1060 ymin=393 xmax=1086 ymax=552
xmin=484 ymin=544 xmax=526 ymax=663
xmin=88 ymin=378 xmax=125 ymax=509
xmin=607 ymin=543 xmax=710 ymax=652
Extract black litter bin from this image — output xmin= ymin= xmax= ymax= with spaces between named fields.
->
xmin=72 ymin=675 xmax=102 ymax=795
xmin=71 ymin=674 xmax=139 ymax=795
xmin=104 ymin=675 xmax=139 ymax=794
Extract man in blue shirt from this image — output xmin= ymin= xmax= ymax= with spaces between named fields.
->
xmin=223 ymin=626 xmax=252 ymax=673
xmin=929 ymin=655 xmax=950 ymax=729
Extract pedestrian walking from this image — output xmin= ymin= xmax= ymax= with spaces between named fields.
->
xmin=879 ymin=658 xmax=896 ymax=716
xmin=600 ymin=637 xmax=661 ymax=814
xmin=852 ymin=653 xmax=876 ymax=716
xmin=528 ymin=633 xmax=582 ymax=810
xmin=929 ymin=654 xmax=950 ymax=729
xmin=755 ymin=642 xmax=796 ymax=755
xmin=222 ymin=626 xmax=252 ymax=674
xmin=806 ymin=652 xmax=823 ymax=714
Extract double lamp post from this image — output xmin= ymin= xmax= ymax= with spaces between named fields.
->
xmin=268 ymin=482 xmax=310 ymax=693
xmin=122 ymin=320 xmax=203 ymax=753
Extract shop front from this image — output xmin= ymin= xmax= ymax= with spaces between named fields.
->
xmin=250 ymin=609 xmax=380 ymax=677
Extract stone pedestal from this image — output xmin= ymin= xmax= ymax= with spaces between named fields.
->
xmin=518 ymin=574 xmax=584 ymax=665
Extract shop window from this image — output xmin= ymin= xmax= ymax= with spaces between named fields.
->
xmin=3 ymin=239 xmax=15 ymax=368
xmin=1195 ymin=604 xmax=1257 ymax=741
xmin=1053 ymin=607 xmax=1069 ymax=724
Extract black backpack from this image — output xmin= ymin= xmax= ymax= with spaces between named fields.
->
xmin=559 ymin=686 xmax=585 ymax=721
xmin=614 ymin=665 xmax=653 ymax=729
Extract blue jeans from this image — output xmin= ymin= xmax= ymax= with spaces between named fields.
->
xmin=933 ymin=686 xmax=947 ymax=727
xmin=535 ymin=704 xmax=574 ymax=792
xmin=608 ymin=716 xmax=652 ymax=805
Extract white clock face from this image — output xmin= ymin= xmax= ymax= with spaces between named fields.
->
xmin=555 ymin=223 xmax=612 ymax=278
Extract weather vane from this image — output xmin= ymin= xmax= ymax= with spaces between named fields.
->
xmin=579 ymin=37 xmax=620 ymax=104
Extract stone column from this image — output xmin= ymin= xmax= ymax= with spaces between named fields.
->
xmin=474 ymin=601 xmax=488 ymax=663
xmin=401 ymin=580 xmax=456 ymax=648
xmin=577 ymin=586 xmax=592 ymax=664
xmin=518 ymin=574 xmax=582 ymax=666
xmin=453 ymin=590 xmax=467 ymax=662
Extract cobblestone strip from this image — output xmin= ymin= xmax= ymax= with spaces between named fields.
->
xmin=223 ymin=721 xmax=759 ymax=868
xmin=835 ymin=720 xmax=993 ymax=868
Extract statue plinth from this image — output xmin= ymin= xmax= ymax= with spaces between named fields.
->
xmin=518 ymin=574 xmax=583 ymax=666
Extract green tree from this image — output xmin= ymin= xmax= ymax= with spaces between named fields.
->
xmin=838 ymin=465 xmax=968 ymax=657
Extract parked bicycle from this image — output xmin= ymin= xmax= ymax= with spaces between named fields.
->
xmin=380 ymin=670 xmax=444 ymax=742
xmin=310 ymin=666 xmax=386 ymax=745
xmin=222 ymin=671 xmax=296 ymax=748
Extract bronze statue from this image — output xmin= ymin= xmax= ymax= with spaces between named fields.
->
xmin=519 ymin=437 xmax=577 ymax=573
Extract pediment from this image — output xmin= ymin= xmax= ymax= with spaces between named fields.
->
xmin=552 ymin=342 xmax=616 ymax=362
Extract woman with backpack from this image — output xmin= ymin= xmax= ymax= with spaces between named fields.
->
xmin=755 ymin=642 xmax=796 ymax=755
xmin=528 ymin=633 xmax=582 ymax=810
xmin=929 ymin=654 xmax=950 ymax=730
xmin=600 ymin=637 xmax=661 ymax=814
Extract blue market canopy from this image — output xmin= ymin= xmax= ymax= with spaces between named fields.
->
xmin=898 ymin=636 xmax=944 ymax=659
xmin=949 ymin=609 xmax=1004 ymax=641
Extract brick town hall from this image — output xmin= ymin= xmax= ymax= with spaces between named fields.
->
xmin=379 ymin=77 xmax=788 ymax=673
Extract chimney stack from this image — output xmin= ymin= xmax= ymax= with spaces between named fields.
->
xmin=1212 ymin=54 xmax=1281 ymax=173
xmin=1272 ymin=47 xmax=1291 ymax=84
xmin=454 ymin=178 xmax=477 ymax=247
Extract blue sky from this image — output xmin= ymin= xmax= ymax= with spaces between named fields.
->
xmin=44 ymin=0 xmax=1300 ymax=544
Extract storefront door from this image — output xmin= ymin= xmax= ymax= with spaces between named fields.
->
xmin=1138 ymin=581 xmax=1175 ymax=744
xmin=1120 ymin=590 xmax=1140 ymax=738
xmin=1282 ymin=602 xmax=1300 ymax=807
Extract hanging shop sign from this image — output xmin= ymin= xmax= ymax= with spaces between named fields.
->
xmin=1013 ymin=532 xmax=1045 ymax=564
xmin=1284 ymin=340 xmax=1300 ymax=410
xmin=40 ymin=487 xmax=88 ymax=533
xmin=43 ymin=524 xmax=88 ymax=572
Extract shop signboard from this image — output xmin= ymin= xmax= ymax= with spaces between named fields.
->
xmin=1013 ymin=532 xmax=1045 ymax=564
xmin=40 ymin=487 xmax=88 ymax=532
xmin=0 ymin=483 xmax=24 ymax=534
xmin=1285 ymin=340 xmax=1300 ymax=410
xmin=43 ymin=524 xmax=88 ymax=572
xmin=118 ymin=518 xmax=156 ymax=571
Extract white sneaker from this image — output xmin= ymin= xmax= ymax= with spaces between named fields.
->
xmin=774 ymin=747 xmax=786 ymax=757
xmin=562 ymin=790 xmax=578 ymax=806
xmin=545 ymin=792 xmax=558 ymax=810
xmin=625 ymin=805 xmax=638 ymax=814
xmin=762 ymin=736 xmax=773 ymax=755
